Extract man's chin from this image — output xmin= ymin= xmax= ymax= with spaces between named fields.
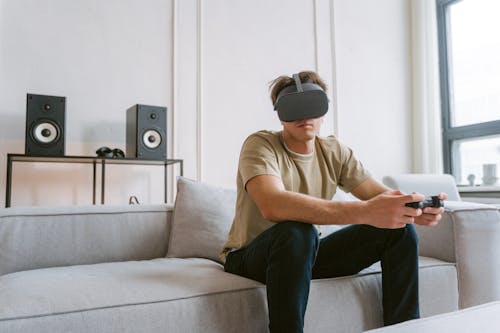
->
xmin=284 ymin=127 xmax=318 ymax=142
xmin=302 ymin=130 xmax=317 ymax=139
xmin=295 ymin=133 xmax=316 ymax=143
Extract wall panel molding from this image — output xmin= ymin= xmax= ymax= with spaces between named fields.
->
xmin=173 ymin=0 xmax=336 ymax=187
xmin=314 ymin=0 xmax=337 ymax=136
xmin=196 ymin=0 xmax=203 ymax=181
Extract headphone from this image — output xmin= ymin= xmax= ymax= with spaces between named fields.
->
xmin=96 ymin=147 xmax=125 ymax=159
xmin=273 ymin=73 xmax=329 ymax=122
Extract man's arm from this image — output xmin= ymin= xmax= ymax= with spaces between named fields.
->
xmin=350 ymin=176 xmax=391 ymax=200
xmin=246 ymin=175 xmax=424 ymax=229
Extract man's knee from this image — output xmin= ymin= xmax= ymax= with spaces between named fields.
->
xmin=406 ymin=223 xmax=418 ymax=242
xmin=388 ymin=224 xmax=419 ymax=251
xmin=271 ymin=221 xmax=319 ymax=257
xmin=274 ymin=221 xmax=319 ymax=242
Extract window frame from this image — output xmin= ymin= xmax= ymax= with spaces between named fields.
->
xmin=436 ymin=0 xmax=500 ymax=180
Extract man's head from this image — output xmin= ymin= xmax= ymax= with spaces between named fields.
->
xmin=269 ymin=71 xmax=328 ymax=122
xmin=269 ymin=71 xmax=329 ymax=146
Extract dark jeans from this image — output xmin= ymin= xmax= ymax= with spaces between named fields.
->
xmin=224 ymin=222 xmax=419 ymax=333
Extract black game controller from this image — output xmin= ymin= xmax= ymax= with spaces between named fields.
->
xmin=405 ymin=196 xmax=444 ymax=209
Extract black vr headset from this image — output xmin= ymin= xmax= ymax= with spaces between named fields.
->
xmin=273 ymin=73 xmax=329 ymax=122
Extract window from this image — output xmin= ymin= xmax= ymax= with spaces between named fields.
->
xmin=437 ymin=0 xmax=500 ymax=186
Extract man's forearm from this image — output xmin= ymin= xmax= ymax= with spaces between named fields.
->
xmin=247 ymin=174 xmax=426 ymax=229
xmin=260 ymin=189 xmax=367 ymax=226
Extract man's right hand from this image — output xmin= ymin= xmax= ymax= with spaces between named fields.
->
xmin=361 ymin=190 xmax=426 ymax=229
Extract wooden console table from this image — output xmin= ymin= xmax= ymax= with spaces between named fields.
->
xmin=5 ymin=154 xmax=183 ymax=207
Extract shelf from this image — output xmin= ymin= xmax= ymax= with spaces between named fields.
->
xmin=5 ymin=154 xmax=183 ymax=207
xmin=8 ymin=154 xmax=182 ymax=166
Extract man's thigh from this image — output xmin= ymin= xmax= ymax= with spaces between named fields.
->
xmin=225 ymin=221 xmax=318 ymax=284
xmin=224 ymin=229 xmax=273 ymax=284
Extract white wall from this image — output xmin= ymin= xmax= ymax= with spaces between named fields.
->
xmin=174 ymin=0 xmax=335 ymax=189
xmin=0 ymin=0 xmax=413 ymax=207
xmin=332 ymin=0 xmax=412 ymax=179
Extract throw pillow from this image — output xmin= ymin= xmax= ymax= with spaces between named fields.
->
xmin=166 ymin=177 xmax=236 ymax=264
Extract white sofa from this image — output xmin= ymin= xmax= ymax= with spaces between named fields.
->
xmin=0 ymin=177 xmax=498 ymax=332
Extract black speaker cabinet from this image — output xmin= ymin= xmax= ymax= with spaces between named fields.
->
xmin=25 ymin=93 xmax=66 ymax=156
xmin=126 ymin=104 xmax=167 ymax=160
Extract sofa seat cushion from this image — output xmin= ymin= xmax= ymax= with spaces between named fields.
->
xmin=0 ymin=257 xmax=260 ymax=321
xmin=0 ymin=257 xmax=457 ymax=333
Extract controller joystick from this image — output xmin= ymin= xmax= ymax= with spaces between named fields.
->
xmin=405 ymin=196 xmax=444 ymax=209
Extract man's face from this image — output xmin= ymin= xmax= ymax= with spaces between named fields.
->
xmin=281 ymin=116 xmax=324 ymax=142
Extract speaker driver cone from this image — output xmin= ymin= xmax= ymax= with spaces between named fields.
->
xmin=143 ymin=130 xmax=161 ymax=149
xmin=33 ymin=122 xmax=59 ymax=144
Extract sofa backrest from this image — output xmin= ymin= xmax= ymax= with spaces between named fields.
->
xmin=0 ymin=204 xmax=173 ymax=276
xmin=382 ymin=174 xmax=461 ymax=201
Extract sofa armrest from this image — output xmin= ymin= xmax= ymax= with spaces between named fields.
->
xmin=415 ymin=200 xmax=500 ymax=308
xmin=0 ymin=204 xmax=173 ymax=276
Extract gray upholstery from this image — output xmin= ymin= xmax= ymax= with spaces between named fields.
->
xmin=383 ymin=173 xmax=500 ymax=309
xmin=0 ymin=204 xmax=172 ymax=276
xmin=415 ymin=201 xmax=500 ymax=308
xmin=167 ymin=177 xmax=236 ymax=263
xmin=0 ymin=175 xmax=498 ymax=332
xmin=0 ymin=256 xmax=456 ymax=333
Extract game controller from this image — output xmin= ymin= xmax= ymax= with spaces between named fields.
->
xmin=405 ymin=196 xmax=444 ymax=209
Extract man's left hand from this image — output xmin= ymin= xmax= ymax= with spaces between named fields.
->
xmin=414 ymin=192 xmax=447 ymax=227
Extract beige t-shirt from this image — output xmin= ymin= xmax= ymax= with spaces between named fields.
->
xmin=221 ymin=130 xmax=370 ymax=262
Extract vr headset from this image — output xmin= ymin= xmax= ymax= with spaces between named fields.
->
xmin=273 ymin=73 xmax=329 ymax=122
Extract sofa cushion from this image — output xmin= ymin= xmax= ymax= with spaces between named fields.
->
xmin=167 ymin=177 xmax=236 ymax=263
xmin=0 ymin=258 xmax=259 ymax=321
xmin=0 ymin=257 xmax=457 ymax=333
xmin=0 ymin=204 xmax=172 ymax=276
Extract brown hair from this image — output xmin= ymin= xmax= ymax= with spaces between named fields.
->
xmin=269 ymin=71 xmax=328 ymax=105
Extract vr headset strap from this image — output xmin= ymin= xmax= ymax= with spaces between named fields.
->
xmin=293 ymin=74 xmax=303 ymax=92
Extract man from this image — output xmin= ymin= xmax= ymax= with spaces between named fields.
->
xmin=221 ymin=71 xmax=446 ymax=333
